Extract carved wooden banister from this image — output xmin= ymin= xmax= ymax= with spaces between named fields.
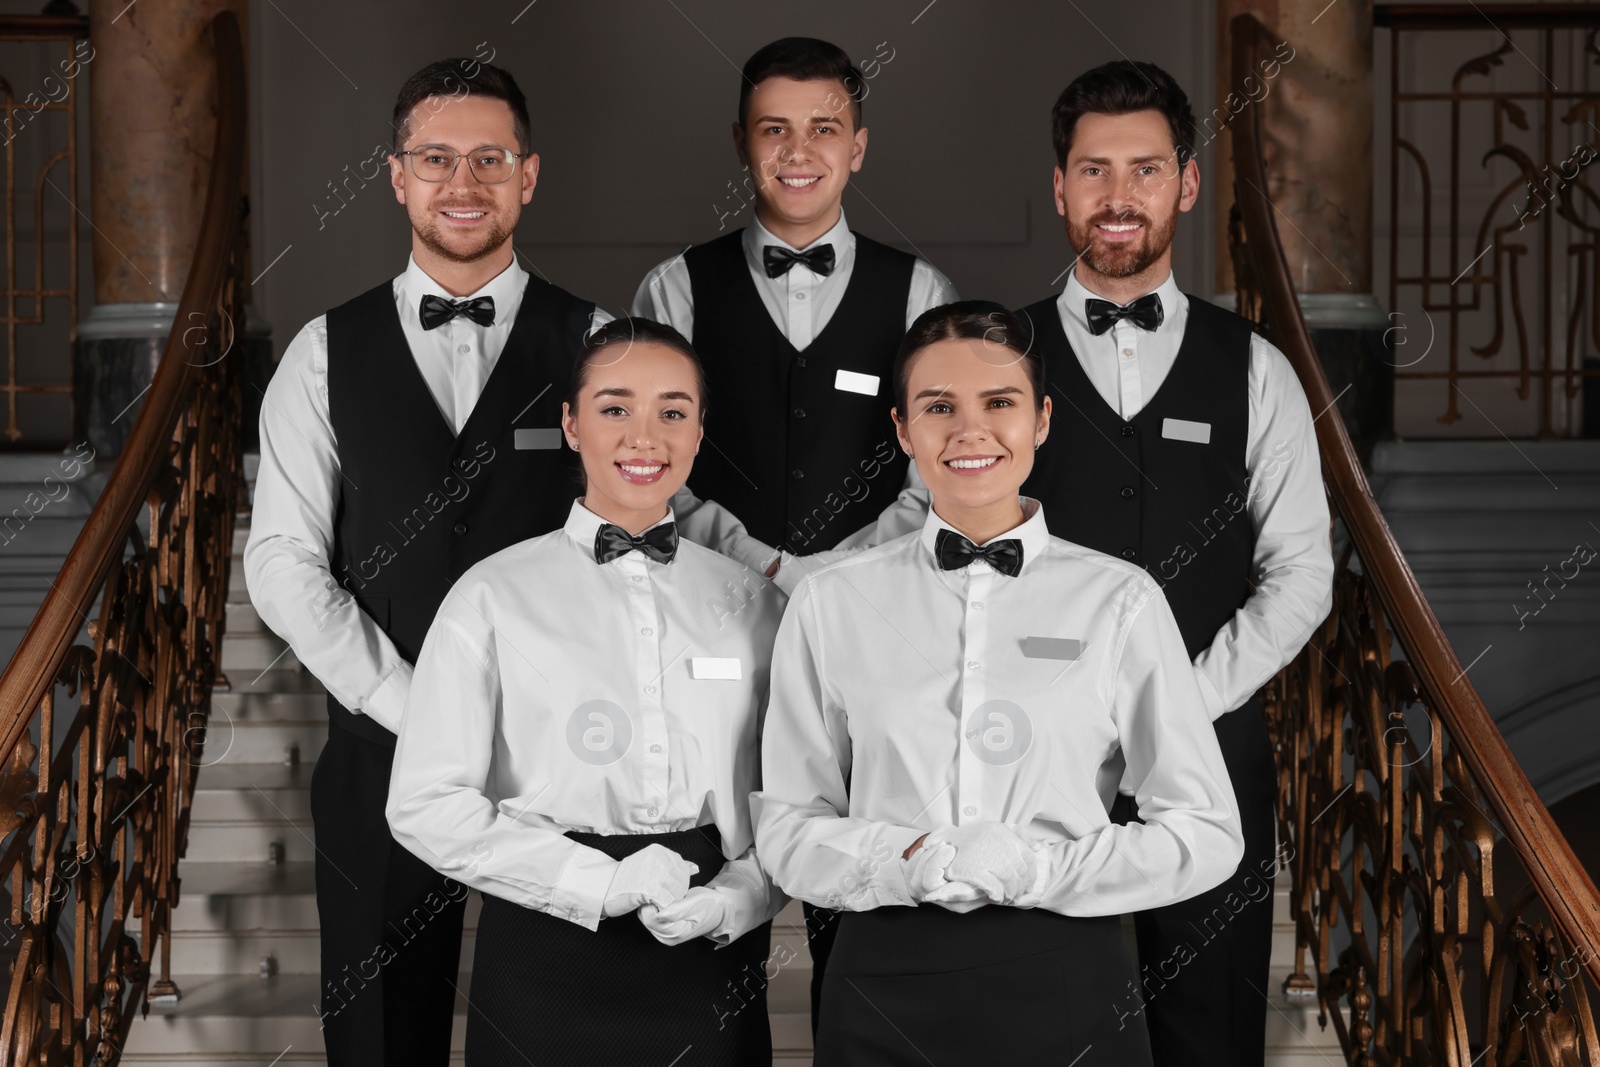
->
xmin=1231 ymin=12 xmax=1600 ymax=1063
xmin=0 ymin=11 xmax=246 ymax=1064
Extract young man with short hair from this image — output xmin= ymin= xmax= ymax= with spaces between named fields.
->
xmin=245 ymin=59 xmax=612 ymax=1065
xmin=1016 ymin=61 xmax=1332 ymax=1067
xmin=632 ymin=35 xmax=957 ymax=1034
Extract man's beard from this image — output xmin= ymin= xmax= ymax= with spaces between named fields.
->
xmin=1067 ymin=205 xmax=1178 ymax=279
xmin=411 ymin=202 xmax=515 ymax=264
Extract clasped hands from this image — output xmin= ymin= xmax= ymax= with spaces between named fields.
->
xmin=600 ymin=843 xmax=728 ymax=945
xmin=903 ymin=822 xmax=1048 ymax=911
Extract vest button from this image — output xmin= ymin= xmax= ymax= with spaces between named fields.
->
xmin=1121 ymin=487 xmax=1134 ymax=498
xmin=1121 ymin=547 xmax=1136 ymax=560
xmin=793 ymin=407 xmax=806 ymax=419
xmin=1120 ymin=425 xmax=1135 ymax=437
xmin=456 ymin=457 xmax=470 ymax=468
xmin=790 ymin=531 xmax=804 ymax=542
xmin=791 ymin=469 xmax=804 ymax=480
xmin=795 ymin=357 xmax=807 ymax=368
xmin=453 ymin=523 xmax=468 ymax=535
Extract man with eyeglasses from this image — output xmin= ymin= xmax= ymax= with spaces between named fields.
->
xmin=245 ymin=58 xmax=609 ymax=1065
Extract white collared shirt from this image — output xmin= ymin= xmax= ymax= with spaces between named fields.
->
xmin=1053 ymin=270 xmax=1334 ymax=717
xmin=386 ymin=500 xmax=787 ymax=938
xmin=630 ymin=208 xmax=958 ymax=348
xmin=752 ymin=499 xmax=1244 ymax=916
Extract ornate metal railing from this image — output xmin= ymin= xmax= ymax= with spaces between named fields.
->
xmin=0 ymin=11 xmax=244 ymax=1064
xmin=0 ymin=11 xmax=89 ymax=447
xmin=1378 ymin=3 xmax=1600 ymax=437
xmin=1233 ymin=12 xmax=1600 ymax=1065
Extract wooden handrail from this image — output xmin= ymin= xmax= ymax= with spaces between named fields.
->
xmin=1374 ymin=3 xmax=1600 ymax=30
xmin=0 ymin=15 xmax=88 ymax=39
xmin=1232 ymin=4 xmax=1600 ymax=988
xmin=0 ymin=12 xmax=243 ymax=753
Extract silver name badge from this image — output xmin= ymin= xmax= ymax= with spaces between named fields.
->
xmin=513 ymin=428 xmax=564 ymax=450
xmin=1022 ymin=637 xmax=1082 ymax=661
xmin=691 ymin=657 xmax=742 ymax=680
xmin=834 ymin=369 xmax=880 ymax=396
xmin=1161 ymin=418 xmax=1212 ymax=445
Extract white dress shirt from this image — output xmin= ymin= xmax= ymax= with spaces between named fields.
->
xmin=752 ymin=499 xmax=1244 ymax=916
xmin=783 ymin=270 xmax=1335 ymax=719
xmin=243 ymin=256 xmax=626 ymax=734
xmin=386 ymin=500 xmax=786 ymax=939
xmin=633 ymin=209 xmax=957 ymax=573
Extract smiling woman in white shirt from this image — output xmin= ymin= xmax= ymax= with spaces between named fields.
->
xmin=752 ymin=302 xmax=1245 ymax=1066
xmin=386 ymin=318 xmax=786 ymax=1065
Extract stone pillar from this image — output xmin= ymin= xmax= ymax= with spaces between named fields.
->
xmin=1213 ymin=0 xmax=1392 ymax=456
xmin=75 ymin=0 xmax=250 ymax=458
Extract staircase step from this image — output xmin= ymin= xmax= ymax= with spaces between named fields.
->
xmin=192 ymin=763 xmax=311 ymax=822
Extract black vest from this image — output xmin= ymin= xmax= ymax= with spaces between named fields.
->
xmin=1015 ymin=294 xmax=1256 ymax=658
xmin=324 ymin=275 xmax=595 ymax=744
xmin=683 ymin=230 xmax=914 ymax=553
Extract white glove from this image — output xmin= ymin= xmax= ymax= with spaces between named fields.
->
xmin=903 ymin=838 xmax=958 ymax=902
xmin=921 ymin=823 xmax=1039 ymax=905
xmin=601 ymin=844 xmax=698 ymax=918
xmin=638 ymin=885 xmax=730 ymax=945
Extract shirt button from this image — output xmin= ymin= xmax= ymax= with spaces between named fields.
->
xmin=631 ymin=575 xmax=643 ymax=583
xmin=966 ymin=660 xmax=980 ymax=670
xmin=963 ymin=805 xmax=977 ymax=816
xmin=452 ymin=522 xmax=468 ymax=535
xmin=1121 ymin=547 xmax=1137 ymax=560
xmin=795 ymin=291 xmax=808 ymax=300
xmin=1122 ymin=348 xmax=1134 ymax=358
xmin=647 ymin=807 xmax=658 ymax=817
xmin=458 ymin=344 xmax=470 ymax=355
xmin=965 ymin=729 xmax=977 ymax=738
xmin=644 ymin=684 xmax=656 ymax=695
xmin=971 ymin=601 xmax=984 ymax=610
xmin=641 ymin=627 xmax=653 ymax=636
xmin=793 ymin=407 xmax=806 ymax=419
xmin=650 ymin=744 xmax=662 ymax=754
xmin=1120 ymin=425 xmax=1136 ymax=437
xmin=1121 ymin=486 xmax=1135 ymax=499
xmin=791 ymin=469 xmax=804 ymax=480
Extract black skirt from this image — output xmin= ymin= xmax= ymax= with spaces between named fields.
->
xmin=465 ymin=824 xmax=773 ymax=1066
xmin=816 ymin=903 xmax=1154 ymax=1067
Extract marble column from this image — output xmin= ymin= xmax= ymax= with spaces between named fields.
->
xmin=1212 ymin=0 xmax=1392 ymax=456
xmin=74 ymin=0 xmax=250 ymax=459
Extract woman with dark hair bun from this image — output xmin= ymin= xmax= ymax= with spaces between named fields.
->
xmin=754 ymin=300 xmax=1244 ymax=1066
xmin=388 ymin=317 xmax=784 ymax=1066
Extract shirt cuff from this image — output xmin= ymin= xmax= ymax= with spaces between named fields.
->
xmin=872 ymin=826 xmax=933 ymax=909
xmin=551 ymin=847 xmax=618 ymax=931
xmin=363 ymin=662 xmax=412 ymax=734
xmin=704 ymin=865 xmax=783 ymax=946
xmin=1195 ymin=667 xmax=1228 ymax=722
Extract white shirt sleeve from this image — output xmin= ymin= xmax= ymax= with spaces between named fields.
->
xmin=1191 ymin=337 xmax=1334 ymax=718
xmin=752 ymin=578 xmax=930 ymax=911
xmin=1035 ymin=584 xmax=1245 ymax=915
xmin=630 ymin=255 xmax=695 ymax=340
xmin=243 ymin=319 xmax=413 ymax=732
xmin=907 ymin=258 xmax=959 ymax=330
xmin=386 ymin=588 xmax=620 ymax=931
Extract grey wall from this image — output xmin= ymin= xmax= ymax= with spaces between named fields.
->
xmin=249 ymin=0 xmax=1218 ymax=353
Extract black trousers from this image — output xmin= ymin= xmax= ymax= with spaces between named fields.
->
xmin=310 ymin=720 xmax=467 ymax=1067
xmin=801 ymin=900 xmax=840 ymax=1036
xmin=816 ymin=903 xmax=1152 ymax=1066
xmin=1111 ymin=697 xmax=1280 ymax=1067
xmin=464 ymin=825 xmax=773 ymax=1066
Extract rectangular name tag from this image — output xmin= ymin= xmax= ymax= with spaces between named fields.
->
xmin=513 ymin=428 xmax=564 ymax=450
xmin=834 ymin=369 xmax=880 ymax=396
xmin=691 ymin=657 xmax=742 ymax=680
xmin=1161 ymin=418 xmax=1212 ymax=445
xmin=1022 ymin=637 xmax=1082 ymax=661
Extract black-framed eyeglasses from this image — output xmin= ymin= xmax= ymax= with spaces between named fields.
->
xmin=398 ymin=144 xmax=524 ymax=184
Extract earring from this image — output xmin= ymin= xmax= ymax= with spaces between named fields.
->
xmin=1034 ymin=440 xmax=1041 ymax=451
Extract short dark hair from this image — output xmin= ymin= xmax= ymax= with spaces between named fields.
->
xmin=391 ymin=58 xmax=533 ymax=154
xmin=893 ymin=301 xmax=1045 ymax=415
xmin=1051 ymin=61 xmax=1197 ymax=170
xmin=738 ymin=37 xmax=864 ymax=130
xmin=566 ymin=317 xmax=709 ymax=420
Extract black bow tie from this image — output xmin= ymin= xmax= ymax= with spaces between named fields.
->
xmin=1084 ymin=292 xmax=1163 ymax=336
xmin=419 ymin=294 xmax=496 ymax=331
xmin=594 ymin=521 xmax=679 ymax=566
xmin=763 ymin=244 xmax=836 ymax=278
xmin=934 ymin=527 xmax=1023 ymax=577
